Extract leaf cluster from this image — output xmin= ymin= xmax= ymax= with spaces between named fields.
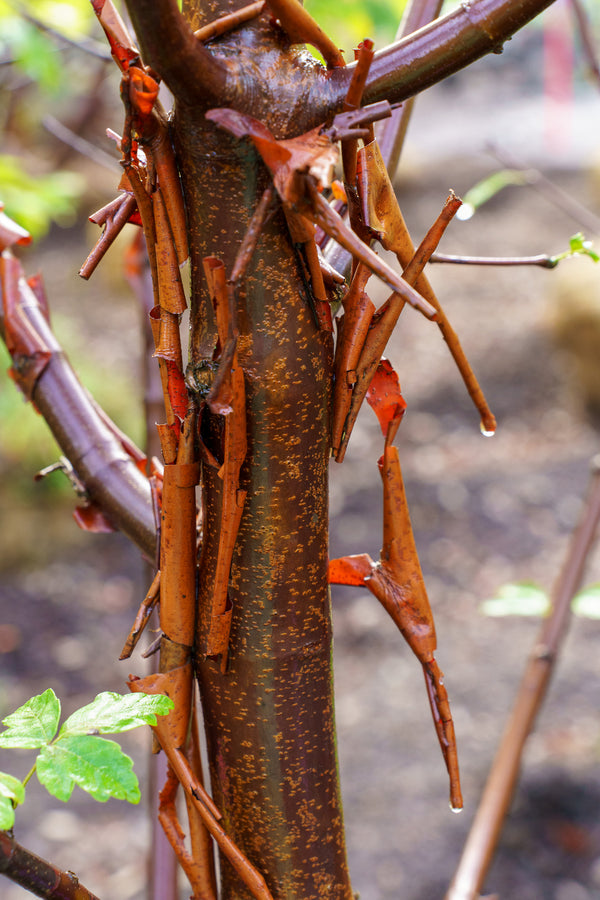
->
xmin=0 ymin=689 xmax=173 ymax=830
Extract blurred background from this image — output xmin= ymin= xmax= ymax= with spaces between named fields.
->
xmin=2 ymin=1 xmax=600 ymax=898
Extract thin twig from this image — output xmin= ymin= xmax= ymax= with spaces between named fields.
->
xmin=194 ymin=1 xmax=265 ymax=42
xmin=43 ymin=115 xmax=118 ymax=173
xmin=7 ymin=0 xmax=111 ymax=60
xmin=489 ymin=144 xmax=600 ymax=235
xmin=430 ymin=251 xmax=557 ymax=268
xmin=445 ymin=456 xmax=600 ymax=900
xmin=376 ymin=0 xmax=444 ymax=174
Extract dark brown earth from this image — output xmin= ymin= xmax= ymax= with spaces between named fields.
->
xmin=2 ymin=32 xmax=600 ymax=900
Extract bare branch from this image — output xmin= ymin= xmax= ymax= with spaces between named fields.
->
xmin=376 ymin=0 xmax=444 ymax=174
xmin=431 ymin=251 xmax=557 ymax=268
xmin=0 ymin=252 xmax=156 ymax=560
xmin=324 ymin=0 xmax=558 ymax=110
xmin=0 ymin=830 xmax=102 ymax=900
xmin=446 ymin=456 xmax=600 ymax=900
xmin=123 ymin=0 xmax=236 ymax=105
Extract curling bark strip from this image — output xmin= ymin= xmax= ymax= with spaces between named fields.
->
xmin=329 ymin=443 xmax=462 ymax=811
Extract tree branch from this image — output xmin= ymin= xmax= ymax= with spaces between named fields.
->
xmin=123 ymin=0 xmax=236 ymax=105
xmin=0 ymin=253 xmax=156 ymax=561
xmin=324 ymin=0 xmax=557 ymax=110
xmin=0 ymin=831 xmax=101 ymax=900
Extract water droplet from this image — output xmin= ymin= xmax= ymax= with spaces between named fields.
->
xmin=480 ymin=421 xmax=496 ymax=437
xmin=450 ymin=803 xmax=463 ymax=814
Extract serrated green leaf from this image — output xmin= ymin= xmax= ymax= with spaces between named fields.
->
xmin=0 ymin=772 xmax=25 ymax=831
xmin=572 ymin=584 xmax=600 ymax=619
xmin=37 ymin=735 xmax=140 ymax=804
xmin=61 ymin=692 xmax=174 ymax=737
xmin=0 ymin=689 xmax=60 ymax=748
xmin=480 ymin=582 xmax=550 ymax=617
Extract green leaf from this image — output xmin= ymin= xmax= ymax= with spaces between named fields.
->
xmin=37 ymin=735 xmax=140 ymax=804
xmin=480 ymin=582 xmax=551 ymax=617
xmin=61 ymin=691 xmax=174 ymax=737
xmin=0 ymin=773 xmax=25 ymax=830
xmin=0 ymin=689 xmax=60 ymax=749
xmin=549 ymin=232 xmax=600 ymax=266
xmin=572 ymin=584 xmax=600 ymax=619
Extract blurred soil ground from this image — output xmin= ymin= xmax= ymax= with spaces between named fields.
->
xmin=2 ymin=23 xmax=600 ymax=900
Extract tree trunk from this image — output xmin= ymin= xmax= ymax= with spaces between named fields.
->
xmin=170 ymin=28 xmax=351 ymax=894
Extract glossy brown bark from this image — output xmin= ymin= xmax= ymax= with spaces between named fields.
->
xmin=174 ymin=98 xmax=351 ymax=896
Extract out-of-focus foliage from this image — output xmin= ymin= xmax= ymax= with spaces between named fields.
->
xmin=0 ymin=155 xmax=83 ymax=237
xmin=0 ymin=0 xmax=107 ymax=237
xmin=305 ymin=0 xmax=408 ymax=52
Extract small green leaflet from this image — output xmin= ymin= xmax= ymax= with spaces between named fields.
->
xmin=549 ymin=232 xmax=600 ymax=266
xmin=0 ymin=772 xmax=25 ymax=830
xmin=480 ymin=582 xmax=551 ymax=617
xmin=0 ymin=688 xmax=60 ymax=748
xmin=60 ymin=692 xmax=174 ymax=737
xmin=0 ymin=689 xmax=174 ymax=814
xmin=37 ymin=736 xmax=140 ymax=803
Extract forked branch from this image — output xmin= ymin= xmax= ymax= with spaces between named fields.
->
xmin=122 ymin=0 xmax=235 ymax=105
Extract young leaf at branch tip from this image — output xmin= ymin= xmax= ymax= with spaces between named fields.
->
xmin=549 ymin=232 xmax=600 ymax=266
xmin=0 ymin=773 xmax=25 ymax=830
xmin=0 ymin=689 xmax=60 ymax=749
xmin=36 ymin=735 xmax=141 ymax=804
xmin=60 ymin=691 xmax=174 ymax=737
xmin=480 ymin=582 xmax=550 ymax=617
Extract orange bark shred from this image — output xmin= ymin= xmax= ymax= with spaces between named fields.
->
xmin=356 ymin=139 xmax=496 ymax=435
xmin=329 ymin=444 xmax=462 ymax=810
xmin=206 ymin=108 xmax=437 ymax=321
xmin=0 ymin=206 xmax=31 ymax=250
xmin=90 ymin=0 xmax=140 ymax=72
xmin=366 ymin=357 xmax=407 ymax=447
xmin=201 ymin=256 xmax=248 ymax=670
xmin=128 ymin=673 xmax=274 ymax=900
xmin=331 ymin=265 xmax=374 ymax=454
xmin=194 ymin=1 xmax=266 ymax=43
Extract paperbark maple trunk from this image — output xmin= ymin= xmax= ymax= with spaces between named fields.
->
xmin=173 ymin=45 xmax=351 ymax=900
xmin=120 ymin=1 xmax=557 ymax=897
xmin=0 ymin=1 xmax=561 ymax=897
